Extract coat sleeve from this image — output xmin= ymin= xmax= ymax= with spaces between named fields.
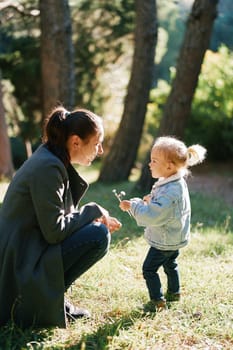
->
xmin=130 ymin=193 xmax=175 ymax=227
xmin=29 ymin=161 xmax=105 ymax=244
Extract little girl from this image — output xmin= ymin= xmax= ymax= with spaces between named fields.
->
xmin=119 ymin=136 xmax=206 ymax=311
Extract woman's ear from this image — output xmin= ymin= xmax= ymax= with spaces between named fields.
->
xmin=67 ymin=134 xmax=80 ymax=151
xmin=71 ymin=135 xmax=81 ymax=148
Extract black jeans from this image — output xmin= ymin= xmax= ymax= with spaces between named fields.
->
xmin=142 ymin=247 xmax=180 ymax=301
xmin=61 ymin=222 xmax=111 ymax=290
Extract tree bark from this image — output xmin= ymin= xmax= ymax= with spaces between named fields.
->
xmin=137 ymin=0 xmax=218 ymax=192
xmin=0 ymin=76 xmax=14 ymax=179
xmin=39 ymin=0 xmax=75 ymax=118
xmin=98 ymin=0 xmax=157 ymax=183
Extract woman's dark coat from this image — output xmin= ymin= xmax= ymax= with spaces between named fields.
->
xmin=0 ymin=145 xmax=105 ymax=328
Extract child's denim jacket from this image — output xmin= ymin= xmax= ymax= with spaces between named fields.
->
xmin=130 ymin=172 xmax=191 ymax=251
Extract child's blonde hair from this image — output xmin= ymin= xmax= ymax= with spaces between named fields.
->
xmin=153 ymin=136 xmax=206 ymax=171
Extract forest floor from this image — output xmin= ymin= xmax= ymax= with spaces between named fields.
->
xmin=187 ymin=161 xmax=233 ymax=207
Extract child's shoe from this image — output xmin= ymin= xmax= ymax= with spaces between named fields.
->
xmin=143 ymin=298 xmax=167 ymax=312
xmin=165 ymin=291 xmax=181 ymax=302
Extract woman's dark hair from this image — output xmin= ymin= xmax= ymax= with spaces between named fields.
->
xmin=42 ymin=106 xmax=103 ymax=166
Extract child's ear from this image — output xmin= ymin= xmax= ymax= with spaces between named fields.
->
xmin=167 ymin=161 xmax=172 ymax=170
xmin=167 ymin=161 xmax=175 ymax=171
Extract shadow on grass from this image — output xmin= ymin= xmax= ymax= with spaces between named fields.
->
xmin=68 ymin=308 xmax=149 ymax=350
xmin=0 ymin=309 xmax=153 ymax=350
xmin=0 ymin=323 xmax=53 ymax=350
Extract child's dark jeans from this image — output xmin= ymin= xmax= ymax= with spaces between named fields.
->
xmin=142 ymin=246 xmax=180 ymax=301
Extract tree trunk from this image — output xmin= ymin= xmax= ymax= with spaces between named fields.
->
xmin=137 ymin=0 xmax=218 ymax=192
xmin=0 ymin=76 xmax=14 ymax=179
xmin=98 ymin=0 xmax=157 ymax=183
xmin=39 ymin=0 xmax=75 ymax=118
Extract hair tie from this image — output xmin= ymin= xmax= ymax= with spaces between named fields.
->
xmin=64 ymin=111 xmax=71 ymax=118
xmin=59 ymin=111 xmax=70 ymax=122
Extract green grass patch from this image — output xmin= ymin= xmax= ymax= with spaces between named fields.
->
xmin=0 ymin=173 xmax=232 ymax=349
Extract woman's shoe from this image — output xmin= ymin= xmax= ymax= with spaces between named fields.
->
xmin=65 ymin=299 xmax=91 ymax=321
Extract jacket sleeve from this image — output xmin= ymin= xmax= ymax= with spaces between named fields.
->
xmin=130 ymin=193 xmax=175 ymax=227
xmin=30 ymin=161 xmax=105 ymax=244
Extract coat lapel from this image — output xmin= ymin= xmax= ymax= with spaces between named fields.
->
xmin=67 ymin=164 xmax=88 ymax=207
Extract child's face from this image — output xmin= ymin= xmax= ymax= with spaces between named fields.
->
xmin=149 ymin=148 xmax=177 ymax=178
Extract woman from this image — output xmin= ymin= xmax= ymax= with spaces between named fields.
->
xmin=0 ymin=106 xmax=121 ymax=328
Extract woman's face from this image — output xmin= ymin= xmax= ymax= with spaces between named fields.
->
xmin=67 ymin=131 xmax=104 ymax=166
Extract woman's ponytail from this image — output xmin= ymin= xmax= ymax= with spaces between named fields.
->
xmin=43 ymin=107 xmax=70 ymax=166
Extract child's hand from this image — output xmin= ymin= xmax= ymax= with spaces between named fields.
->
xmin=143 ymin=194 xmax=151 ymax=203
xmin=119 ymin=200 xmax=131 ymax=212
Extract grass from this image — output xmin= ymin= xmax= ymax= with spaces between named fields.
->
xmin=0 ymin=166 xmax=232 ymax=350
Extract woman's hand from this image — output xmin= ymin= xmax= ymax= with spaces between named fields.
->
xmin=107 ymin=216 xmax=122 ymax=233
xmin=96 ymin=216 xmax=122 ymax=233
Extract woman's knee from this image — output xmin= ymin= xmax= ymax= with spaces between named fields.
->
xmin=93 ymin=222 xmax=111 ymax=251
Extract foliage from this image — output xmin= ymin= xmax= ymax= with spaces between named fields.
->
xmin=1 ymin=0 xmax=233 ymax=165
xmin=0 ymin=2 xmax=42 ymax=154
xmin=0 ymin=1 xmax=41 ymax=116
xmin=210 ymin=0 xmax=233 ymax=50
xmin=0 ymin=176 xmax=232 ymax=349
xmin=156 ymin=0 xmax=188 ymax=82
xmin=134 ymin=80 xmax=171 ymax=163
xmin=0 ymin=0 xmax=135 ymax=147
xmin=143 ymin=46 xmax=233 ymax=162
xmin=2 ymin=77 xmax=41 ymax=167
xmin=71 ymin=0 xmax=135 ymax=114
xmin=146 ymin=79 xmax=170 ymax=133
xmin=0 ymin=34 xmax=41 ymax=134
xmin=185 ymin=46 xmax=233 ymax=160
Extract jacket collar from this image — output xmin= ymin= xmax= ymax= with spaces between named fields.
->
xmin=67 ymin=164 xmax=88 ymax=207
xmin=153 ymin=170 xmax=185 ymax=188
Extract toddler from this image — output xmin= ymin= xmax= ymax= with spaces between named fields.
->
xmin=119 ymin=136 xmax=206 ymax=311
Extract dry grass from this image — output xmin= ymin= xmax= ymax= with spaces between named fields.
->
xmin=0 ymin=172 xmax=232 ymax=349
